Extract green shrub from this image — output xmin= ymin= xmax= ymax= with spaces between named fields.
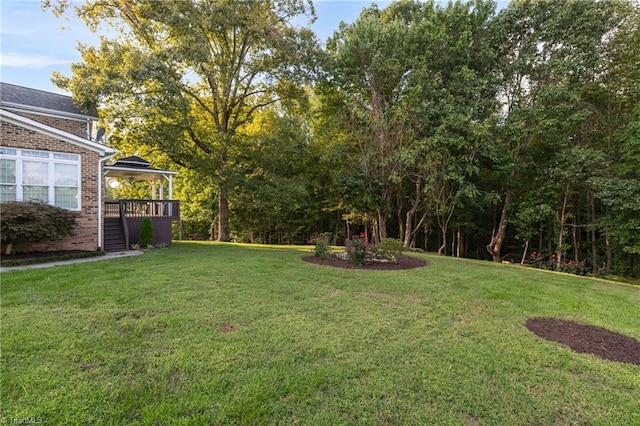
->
xmin=345 ymin=234 xmax=378 ymax=265
xmin=379 ymin=238 xmax=404 ymax=263
xmin=308 ymin=232 xmax=332 ymax=259
xmin=0 ymin=201 xmax=77 ymax=254
xmin=138 ymin=217 xmax=155 ymax=248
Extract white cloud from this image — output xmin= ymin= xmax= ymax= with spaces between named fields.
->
xmin=0 ymin=53 xmax=70 ymax=68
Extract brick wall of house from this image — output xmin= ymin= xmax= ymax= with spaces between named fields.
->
xmin=1 ymin=121 xmax=103 ymax=252
xmin=15 ymin=111 xmax=90 ymax=139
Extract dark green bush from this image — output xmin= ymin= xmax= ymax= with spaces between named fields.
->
xmin=0 ymin=201 xmax=77 ymax=254
xmin=138 ymin=217 xmax=155 ymax=248
xmin=379 ymin=238 xmax=404 ymax=263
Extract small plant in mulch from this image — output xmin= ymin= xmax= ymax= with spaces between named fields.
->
xmin=304 ymin=233 xmax=425 ymax=270
xmin=344 ymin=235 xmax=404 ymax=265
xmin=378 ymin=238 xmax=404 ymax=263
xmin=345 ymin=233 xmax=378 ymax=265
xmin=308 ymin=232 xmax=333 ymax=259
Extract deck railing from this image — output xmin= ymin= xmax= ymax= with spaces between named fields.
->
xmin=105 ymin=200 xmax=180 ymax=220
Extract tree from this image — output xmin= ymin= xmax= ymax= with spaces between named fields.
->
xmin=228 ymin=107 xmax=321 ymax=244
xmin=322 ymin=0 xmax=498 ymax=251
xmin=47 ymin=0 xmax=320 ymax=241
xmin=485 ymin=0 xmax=632 ymax=262
xmin=322 ymin=4 xmax=414 ymax=243
xmin=589 ymin=4 xmax=640 ymax=273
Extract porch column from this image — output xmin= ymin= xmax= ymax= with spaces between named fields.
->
xmin=164 ymin=174 xmax=174 ymax=216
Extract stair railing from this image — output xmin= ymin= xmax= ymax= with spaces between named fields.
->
xmin=119 ymin=200 xmax=130 ymax=250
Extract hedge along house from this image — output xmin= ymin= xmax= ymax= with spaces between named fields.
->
xmin=0 ymin=82 xmax=180 ymax=252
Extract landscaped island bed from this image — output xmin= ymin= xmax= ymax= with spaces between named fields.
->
xmin=302 ymin=254 xmax=427 ymax=270
xmin=2 ymin=242 xmax=638 ymax=425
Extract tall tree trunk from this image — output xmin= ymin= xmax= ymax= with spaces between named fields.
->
xmin=209 ymin=213 xmax=217 ymax=241
xmin=345 ymin=214 xmax=350 ymax=241
xmin=590 ymin=192 xmax=597 ymax=273
xmin=437 ymin=207 xmax=454 ymax=256
xmin=438 ymin=230 xmax=447 ymax=255
xmin=486 ymin=189 xmax=513 ymax=262
xmin=396 ymin=186 xmax=404 ymax=242
xmin=403 ymin=176 xmax=423 ymax=248
xmin=376 ymin=210 xmax=387 ymax=243
xmin=557 ymin=182 xmax=570 ymax=268
xmin=451 ymin=229 xmax=458 ymax=257
xmin=217 ymin=188 xmax=231 ymax=242
xmin=572 ymin=223 xmax=579 ymax=263
xmin=604 ymin=225 xmax=612 ymax=272
xmin=521 ymin=239 xmax=529 ymax=264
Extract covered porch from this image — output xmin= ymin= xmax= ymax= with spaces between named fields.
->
xmin=103 ymin=156 xmax=180 ymax=251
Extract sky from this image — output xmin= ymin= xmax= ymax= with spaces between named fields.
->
xmin=1 ymin=0 xmax=508 ymax=96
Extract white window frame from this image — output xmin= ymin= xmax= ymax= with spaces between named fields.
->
xmin=0 ymin=148 xmax=82 ymax=211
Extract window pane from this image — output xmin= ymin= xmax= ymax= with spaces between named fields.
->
xmin=0 ymin=148 xmax=17 ymax=155
xmin=53 ymin=153 xmax=79 ymax=161
xmin=23 ymin=186 xmax=48 ymax=203
xmin=55 ymin=163 xmax=78 ymax=186
xmin=0 ymin=159 xmax=16 ymax=184
xmin=55 ymin=187 xmax=78 ymax=209
xmin=23 ymin=161 xmax=48 ymax=185
xmin=0 ymin=185 xmax=16 ymax=202
xmin=22 ymin=150 xmax=49 ymax=158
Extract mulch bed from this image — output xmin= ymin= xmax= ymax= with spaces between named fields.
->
xmin=526 ymin=317 xmax=640 ymax=366
xmin=1 ymin=250 xmax=88 ymax=260
xmin=302 ymin=254 xmax=426 ymax=270
xmin=1 ymin=250 xmax=104 ymax=267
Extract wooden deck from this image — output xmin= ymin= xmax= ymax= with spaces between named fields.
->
xmin=105 ymin=200 xmax=180 ymax=220
xmin=104 ymin=200 xmax=180 ymax=251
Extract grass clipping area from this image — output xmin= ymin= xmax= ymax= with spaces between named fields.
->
xmin=2 ymin=242 xmax=639 ymax=425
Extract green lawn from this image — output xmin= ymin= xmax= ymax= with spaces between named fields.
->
xmin=2 ymin=242 xmax=639 ymax=425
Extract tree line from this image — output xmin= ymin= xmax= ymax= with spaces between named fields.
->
xmin=48 ymin=0 xmax=640 ymax=276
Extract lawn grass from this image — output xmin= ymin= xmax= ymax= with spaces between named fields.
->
xmin=2 ymin=242 xmax=639 ymax=425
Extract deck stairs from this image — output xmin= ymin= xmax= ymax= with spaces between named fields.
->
xmin=104 ymin=217 xmax=127 ymax=252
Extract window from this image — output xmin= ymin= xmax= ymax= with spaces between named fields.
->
xmin=54 ymin=163 xmax=79 ymax=209
xmin=0 ymin=157 xmax=16 ymax=202
xmin=23 ymin=160 xmax=49 ymax=203
xmin=0 ymin=149 xmax=81 ymax=210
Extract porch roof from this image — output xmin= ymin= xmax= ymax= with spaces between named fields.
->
xmin=103 ymin=165 xmax=178 ymax=181
xmin=104 ymin=155 xmax=178 ymax=181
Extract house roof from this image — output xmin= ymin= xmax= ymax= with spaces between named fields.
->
xmin=0 ymin=108 xmax=115 ymax=156
xmin=0 ymin=82 xmax=98 ymax=120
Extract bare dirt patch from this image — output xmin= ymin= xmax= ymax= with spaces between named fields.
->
xmin=526 ymin=317 xmax=640 ymax=366
xmin=219 ymin=324 xmax=237 ymax=333
xmin=302 ymin=254 xmax=426 ymax=270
